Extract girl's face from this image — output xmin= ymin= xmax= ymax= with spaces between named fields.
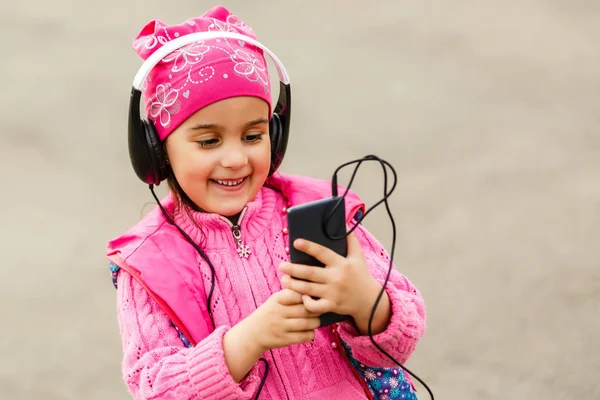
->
xmin=165 ymin=96 xmax=271 ymax=217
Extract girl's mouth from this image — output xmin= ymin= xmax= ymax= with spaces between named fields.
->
xmin=211 ymin=177 xmax=246 ymax=187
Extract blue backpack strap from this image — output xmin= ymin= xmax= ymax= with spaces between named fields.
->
xmin=353 ymin=208 xmax=364 ymax=224
xmin=339 ymin=339 xmax=418 ymax=399
xmin=109 ymin=262 xmax=120 ymax=288
xmin=171 ymin=323 xmax=194 ymax=348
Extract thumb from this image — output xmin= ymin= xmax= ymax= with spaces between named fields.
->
xmin=302 ymin=295 xmax=330 ymax=315
xmin=346 ymin=230 xmax=364 ymax=258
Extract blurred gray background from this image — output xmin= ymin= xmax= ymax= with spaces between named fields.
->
xmin=1 ymin=0 xmax=598 ymax=399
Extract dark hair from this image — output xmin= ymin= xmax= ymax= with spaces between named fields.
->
xmin=166 ymin=169 xmax=197 ymax=211
xmin=165 ymin=167 xmax=205 ymax=220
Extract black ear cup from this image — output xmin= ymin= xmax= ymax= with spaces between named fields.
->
xmin=127 ymin=85 xmax=169 ymax=185
xmin=143 ymin=120 xmax=169 ymax=185
xmin=268 ymin=82 xmax=291 ymax=176
xmin=269 ymin=113 xmax=283 ymax=175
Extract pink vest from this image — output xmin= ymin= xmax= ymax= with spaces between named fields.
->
xmin=106 ymin=173 xmax=365 ymax=346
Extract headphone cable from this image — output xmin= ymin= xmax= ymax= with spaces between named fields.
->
xmin=327 ymin=155 xmax=435 ymax=400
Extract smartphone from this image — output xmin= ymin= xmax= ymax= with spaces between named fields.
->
xmin=287 ymin=196 xmax=351 ymax=327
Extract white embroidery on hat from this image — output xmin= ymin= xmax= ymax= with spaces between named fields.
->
xmin=149 ymin=15 xmax=270 ymax=122
xmin=149 ymin=84 xmax=180 ymax=127
xmin=231 ymin=48 xmax=268 ymax=86
xmin=207 ymin=18 xmax=237 ymax=33
xmin=133 ymin=34 xmax=168 ymax=50
xmin=188 ymin=66 xmax=215 ymax=84
xmin=162 ymin=41 xmax=211 ymax=73
xmin=225 ymin=13 xmax=254 ymax=35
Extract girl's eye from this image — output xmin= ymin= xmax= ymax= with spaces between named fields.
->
xmin=197 ymin=138 xmax=219 ymax=148
xmin=244 ymin=133 xmax=265 ymax=142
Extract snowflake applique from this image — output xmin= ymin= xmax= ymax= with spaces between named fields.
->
xmin=237 ymin=243 xmax=252 ymax=258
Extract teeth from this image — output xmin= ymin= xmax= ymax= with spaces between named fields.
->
xmin=215 ymin=178 xmax=244 ymax=186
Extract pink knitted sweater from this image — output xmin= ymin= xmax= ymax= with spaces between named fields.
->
xmin=114 ymin=184 xmax=426 ymax=399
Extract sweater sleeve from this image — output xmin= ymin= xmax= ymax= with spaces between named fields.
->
xmin=116 ymin=271 xmax=263 ymax=399
xmin=337 ymin=223 xmax=426 ymax=367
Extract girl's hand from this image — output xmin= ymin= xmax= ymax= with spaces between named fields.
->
xmin=279 ymin=232 xmax=392 ymax=335
xmin=224 ymin=289 xmax=319 ymax=382
xmin=247 ymin=288 xmax=321 ymax=353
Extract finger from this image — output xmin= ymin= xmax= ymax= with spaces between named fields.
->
xmin=302 ymin=295 xmax=333 ymax=315
xmin=346 ymin=230 xmax=365 ymax=259
xmin=281 ymin=276 xmax=327 ymax=298
xmin=277 ymin=289 xmax=304 ymax=306
xmin=293 ymin=239 xmax=341 ymax=266
xmin=285 ymin=317 xmax=321 ymax=332
xmin=285 ymin=330 xmax=316 ymax=346
xmin=283 ymin=303 xmax=321 ymax=318
xmin=279 ymin=262 xmax=329 ymax=284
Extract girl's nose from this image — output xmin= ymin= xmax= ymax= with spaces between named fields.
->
xmin=220 ymin=146 xmax=248 ymax=170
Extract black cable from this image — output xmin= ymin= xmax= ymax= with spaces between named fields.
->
xmin=254 ymin=358 xmax=269 ymax=400
xmin=149 ymin=185 xmax=216 ymax=328
xmin=149 ymin=156 xmax=434 ymax=399
xmin=326 ymin=156 xmax=435 ymax=400
xmin=149 ymin=185 xmax=270 ymax=398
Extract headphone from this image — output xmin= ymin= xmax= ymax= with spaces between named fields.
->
xmin=127 ymin=31 xmax=292 ymax=185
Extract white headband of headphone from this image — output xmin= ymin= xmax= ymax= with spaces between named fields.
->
xmin=132 ymin=31 xmax=290 ymax=90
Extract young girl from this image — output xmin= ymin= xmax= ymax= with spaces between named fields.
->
xmin=107 ymin=5 xmax=426 ymax=399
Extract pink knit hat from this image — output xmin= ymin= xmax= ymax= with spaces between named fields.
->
xmin=133 ymin=5 xmax=272 ymax=141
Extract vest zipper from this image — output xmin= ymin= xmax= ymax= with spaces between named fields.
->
xmin=220 ymin=208 xmax=252 ymax=258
